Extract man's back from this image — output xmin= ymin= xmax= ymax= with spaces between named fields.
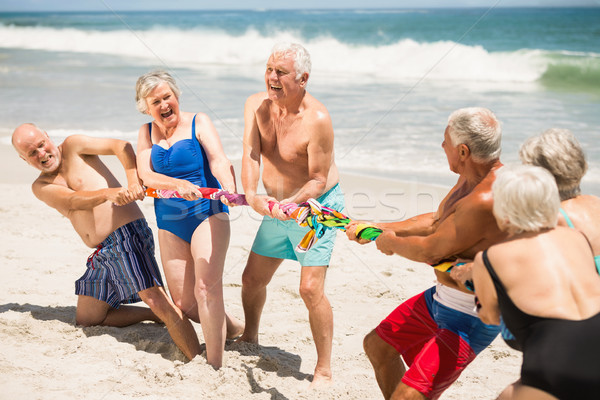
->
xmin=433 ymin=165 xmax=507 ymax=290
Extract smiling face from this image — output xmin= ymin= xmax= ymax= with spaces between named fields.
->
xmin=264 ymin=52 xmax=306 ymax=102
xmin=145 ymin=81 xmax=180 ymax=128
xmin=13 ymin=124 xmax=61 ymax=173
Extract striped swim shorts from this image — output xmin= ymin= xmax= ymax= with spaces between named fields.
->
xmin=75 ymin=219 xmax=164 ymax=308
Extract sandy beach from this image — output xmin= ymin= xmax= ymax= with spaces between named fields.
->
xmin=0 ymin=149 xmax=521 ymax=399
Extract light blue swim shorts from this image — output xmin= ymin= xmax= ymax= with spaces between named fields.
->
xmin=251 ymin=184 xmax=345 ymax=267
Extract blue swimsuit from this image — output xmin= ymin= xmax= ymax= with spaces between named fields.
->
xmin=149 ymin=115 xmax=228 ymax=243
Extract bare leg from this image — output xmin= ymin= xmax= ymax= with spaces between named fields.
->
xmin=158 ymin=229 xmax=243 ymax=340
xmin=157 ymin=229 xmax=197 ymax=318
xmin=75 ymin=295 xmax=159 ymax=327
xmin=237 ymin=251 xmax=283 ymax=343
xmin=363 ymin=329 xmax=407 ymax=400
xmin=299 ymin=265 xmax=333 ymax=388
xmin=189 ymin=214 xmax=230 ymax=369
xmin=138 ymin=286 xmax=201 ymax=361
xmin=498 ymin=380 xmax=558 ymax=400
xmin=390 ymin=384 xmax=428 ymax=400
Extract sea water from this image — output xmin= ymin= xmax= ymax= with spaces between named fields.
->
xmin=1 ymin=7 xmax=599 ymax=193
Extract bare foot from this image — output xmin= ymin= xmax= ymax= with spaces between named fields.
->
xmin=234 ymin=332 xmax=258 ymax=344
xmin=226 ymin=314 xmax=245 ymax=340
xmin=309 ymin=370 xmax=332 ymax=389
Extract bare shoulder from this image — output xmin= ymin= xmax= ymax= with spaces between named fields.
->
xmin=61 ymin=134 xmax=86 ymax=150
xmin=304 ymin=92 xmax=331 ymax=119
xmin=192 ymin=111 xmax=212 ymax=125
xmin=570 ymin=194 xmax=600 ymax=210
xmin=459 ymin=183 xmax=494 ymax=214
xmin=246 ymin=92 xmax=269 ymax=111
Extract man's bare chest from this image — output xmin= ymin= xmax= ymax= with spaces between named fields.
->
xmin=60 ymin=155 xmax=108 ymax=190
xmin=258 ymin=125 xmax=308 ymax=163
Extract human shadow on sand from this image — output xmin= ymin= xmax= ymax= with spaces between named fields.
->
xmin=228 ymin=341 xmax=312 ymax=399
xmin=0 ymin=302 xmax=183 ymax=361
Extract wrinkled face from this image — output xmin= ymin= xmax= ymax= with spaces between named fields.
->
xmin=15 ymin=127 xmax=61 ymax=173
xmin=145 ymin=82 xmax=180 ymax=127
xmin=264 ymin=53 xmax=304 ymax=101
xmin=442 ymin=126 xmax=460 ymax=174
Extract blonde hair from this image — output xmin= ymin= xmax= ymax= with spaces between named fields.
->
xmin=519 ymin=128 xmax=587 ymax=201
xmin=135 ymin=70 xmax=181 ymax=114
xmin=492 ymin=164 xmax=560 ymax=234
xmin=447 ymin=107 xmax=502 ymax=163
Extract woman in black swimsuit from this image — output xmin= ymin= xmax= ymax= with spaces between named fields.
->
xmin=472 ymin=164 xmax=600 ymax=400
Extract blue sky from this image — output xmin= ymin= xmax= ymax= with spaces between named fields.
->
xmin=0 ymin=0 xmax=598 ymax=12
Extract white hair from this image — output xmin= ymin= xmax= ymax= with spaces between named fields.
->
xmin=135 ymin=70 xmax=181 ymax=114
xmin=519 ymin=128 xmax=587 ymax=201
xmin=492 ymin=164 xmax=560 ymax=234
xmin=271 ymin=42 xmax=312 ymax=80
xmin=447 ymin=107 xmax=502 ymax=163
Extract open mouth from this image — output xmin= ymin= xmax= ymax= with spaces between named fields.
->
xmin=270 ymin=85 xmax=282 ymax=91
xmin=161 ymin=109 xmax=173 ymax=118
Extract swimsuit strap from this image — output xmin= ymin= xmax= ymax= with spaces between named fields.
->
xmin=191 ymin=114 xmax=197 ymax=142
xmin=559 ymin=207 xmax=575 ymax=228
xmin=481 ymin=250 xmax=508 ymax=297
xmin=558 ymin=208 xmax=598 ymax=274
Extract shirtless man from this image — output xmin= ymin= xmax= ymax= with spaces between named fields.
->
xmin=237 ymin=43 xmax=344 ymax=387
xmin=12 ymin=123 xmax=201 ymax=361
xmin=346 ymin=107 xmax=507 ymax=400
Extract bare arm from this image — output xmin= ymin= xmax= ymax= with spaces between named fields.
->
xmin=241 ymin=93 xmax=274 ymax=215
xmin=376 ymin=213 xmax=437 ymax=236
xmin=195 ymin=112 xmax=236 ymax=193
xmin=33 ymin=179 xmax=130 ymax=217
xmin=64 ymin=134 xmax=144 ymax=199
xmin=472 ymin=251 xmax=501 ymax=325
xmin=375 ymin=198 xmax=494 ymax=265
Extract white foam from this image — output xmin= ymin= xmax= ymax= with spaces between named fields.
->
xmin=0 ymin=25 xmax=548 ymax=83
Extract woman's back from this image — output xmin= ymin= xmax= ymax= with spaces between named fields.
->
xmin=487 ymin=226 xmax=600 ymax=322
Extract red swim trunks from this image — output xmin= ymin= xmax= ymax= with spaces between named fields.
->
xmin=375 ymin=288 xmax=477 ymax=400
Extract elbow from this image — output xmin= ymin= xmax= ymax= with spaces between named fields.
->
xmin=423 ymin=254 xmax=441 ymax=265
xmin=118 ymin=140 xmax=135 ymax=156
xmin=136 ymin=166 xmax=155 ymax=187
xmin=477 ymin=309 xmax=501 ymax=325
xmin=137 ymin=173 xmax=150 ymax=187
xmin=421 ymin=243 xmax=444 ymax=265
xmin=479 ymin=313 xmax=501 ymax=326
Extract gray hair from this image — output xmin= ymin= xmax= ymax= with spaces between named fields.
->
xmin=492 ymin=164 xmax=560 ymax=234
xmin=135 ymin=70 xmax=181 ymax=114
xmin=271 ymin=42 xmax=312 ymax=81
xmin=519 ymin=128 xmax=587 ymax=201
xmin=447 ymin=107 xmax=502 ymax=163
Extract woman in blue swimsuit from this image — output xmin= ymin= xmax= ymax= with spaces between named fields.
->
xmin=472 ymin=165 xmax=600 ymax=400
xmin=135 ymin=70 xmax=243 ymax=369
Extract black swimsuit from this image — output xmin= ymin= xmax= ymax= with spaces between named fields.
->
xmin=482 ymin=250 xmax=600 ymax=400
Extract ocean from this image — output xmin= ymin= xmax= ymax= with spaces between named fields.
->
xmin=1 ymin=7 xmax=599 ymax=194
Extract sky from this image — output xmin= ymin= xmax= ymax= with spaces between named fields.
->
xmin=0 ymin=0 xmax=598 ymax=12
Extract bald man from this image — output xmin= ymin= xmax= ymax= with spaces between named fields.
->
xmin=12 ymin=123 xmax=201 ymax=360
